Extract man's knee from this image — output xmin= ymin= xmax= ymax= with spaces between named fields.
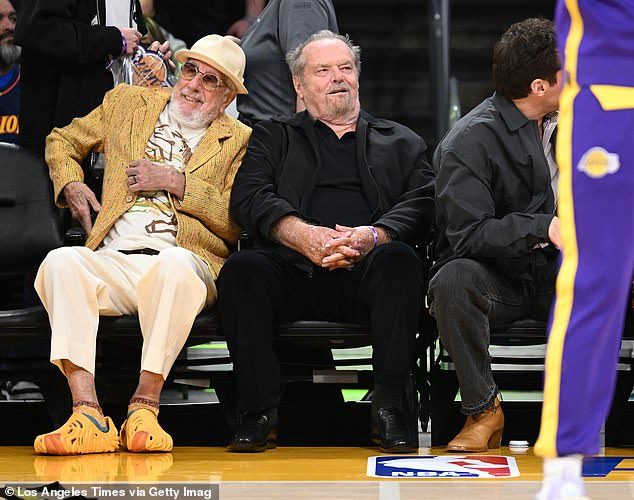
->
xmin=146 ymin=247 xmax=195 ymax=278
xmin=428 ymin=258 xmax=488 ymax=313
xmin=368 ymin=241 xmax=423 ymax=280
xmin=36 ymin=247 xmax=88 ymax=287
xmin=143 ymin=248 xmax=204 ymax=291
xmin=154 ymin=247 xmax=196 ymax=270
xmin=373 ymin=241 xmax=419 ymax=261
xmin=40 ymin=246 xmax=85 ymax=268
xmin=217 ymin=250 xmax=277 ymax=296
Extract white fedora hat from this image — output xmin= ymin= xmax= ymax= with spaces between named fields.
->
xmin=175 ymin=35 xmax=248 ymax=94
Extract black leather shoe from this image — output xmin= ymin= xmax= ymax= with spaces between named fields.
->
xmin=370 ymin=407 xmax=417 ymax=453
xmin=227 ymin=408 xmax=278 ymax=452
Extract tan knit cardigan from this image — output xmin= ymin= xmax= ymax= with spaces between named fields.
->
xmin=45 ymin=84 xmax=251 ymax=278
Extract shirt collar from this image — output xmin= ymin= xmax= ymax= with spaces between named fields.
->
xmin=493 ymin=91 xmax=531 ymax=132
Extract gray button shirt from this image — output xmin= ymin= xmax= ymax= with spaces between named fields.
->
xmin=237 ymin=0 xmax=338 ymax=122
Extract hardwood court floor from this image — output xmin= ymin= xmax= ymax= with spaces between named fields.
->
xmin=1 ymin=446 xmax=632 ymax=499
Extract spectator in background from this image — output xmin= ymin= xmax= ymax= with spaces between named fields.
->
xmin=218 ymin=30 xmax=434 ymax=454
xmin=0 ymin=0 xmax=46 ymax=403
xmin=0 ymin=0 xmax=19 ymax=144
xmin=428 ymin=18 xmax=562 ymax=453
xmin=33 ymin=35 xmax=250 ymax=455
xmin=13 ymin=0 xmax=145 ymax=158
xmin=140 ymin=0 xmax=266 ymax=48
xmin=236 ymin=0 xmax=338 ymax=126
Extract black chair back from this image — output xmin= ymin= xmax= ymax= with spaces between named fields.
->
xmin=0 ymin=143 xmax=63 ymax=276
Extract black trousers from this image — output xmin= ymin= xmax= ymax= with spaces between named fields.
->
xmin=217 ymin=242 xmax=424 ymax=412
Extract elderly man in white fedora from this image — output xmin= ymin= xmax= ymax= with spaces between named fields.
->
xmin=33 ymin=35 xmax=251 ymax=455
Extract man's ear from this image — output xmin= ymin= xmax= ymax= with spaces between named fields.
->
xmin=220 ymin=90 xmax=238 ymax=112
xmin=292 ymin=75 xmax=303 ymax=100
xmin=530 ymin=78 xmax=548 ymax=96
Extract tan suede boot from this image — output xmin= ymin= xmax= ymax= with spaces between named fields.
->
xmin=446 ymin=397 xmax=504 ymax=452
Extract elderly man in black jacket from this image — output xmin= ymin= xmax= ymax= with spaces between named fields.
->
xmin=428 ymin=18 xmax=562 ymax=454
xmin=217 ymin=30 xmax=435 ymax=453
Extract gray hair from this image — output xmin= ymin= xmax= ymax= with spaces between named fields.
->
xmin=0 ymin=43 xmax=20 ymax=71
xmin=285 ymin=30 xmax=361 ymax=80
xmin=223 ymin=78 xmax=237 ymax=95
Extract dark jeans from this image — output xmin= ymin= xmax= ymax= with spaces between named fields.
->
xmin=427 ymin=258 xmax=554 ymax=415
xmin=217 ymin=242 xmax=424 ymax=412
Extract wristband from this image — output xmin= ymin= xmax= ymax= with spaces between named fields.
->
xmin=369 ymin=226 xmax=378 ymax=248
xmin=120 ymin=32 xmax=128 ymax=56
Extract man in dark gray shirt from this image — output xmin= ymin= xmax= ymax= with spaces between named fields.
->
xmin=428 ymin=17 xmax=562 ymax=453
xmin=236 ymin=0 xmax=338 ymax=124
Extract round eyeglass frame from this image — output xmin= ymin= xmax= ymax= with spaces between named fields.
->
xmin=180 ymin=62 xmax=226 ymax=91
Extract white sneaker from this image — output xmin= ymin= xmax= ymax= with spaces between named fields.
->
xmin=535 ymin=477 xmax=589 ymax=500
xmin=536 ymin=456 xmax=589 ymax=500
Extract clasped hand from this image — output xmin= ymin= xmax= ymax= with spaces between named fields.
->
xmin=304 ymin=224 xmax=376 ymax=270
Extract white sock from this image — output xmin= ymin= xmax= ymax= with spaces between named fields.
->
xmin=543 ymin=455 xmax=584 ymax=480
xmin=538 ymin=455 xmax=587 ymax=499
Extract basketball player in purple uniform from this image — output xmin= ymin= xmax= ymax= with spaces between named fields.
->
xmin=534 ymin=1 xmax=634 ymax=499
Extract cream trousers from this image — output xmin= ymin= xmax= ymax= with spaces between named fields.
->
xmin=35 ymin=246 xmax=216 ymax=379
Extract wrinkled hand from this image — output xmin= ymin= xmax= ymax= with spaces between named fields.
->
xmin=63 ymin=182 xmax=101 ymax=235
xmin=147 ymin=40 xmax=175 ymax=70
xmin=548 ymin=215 xmax=562 ymax=249
xmin=127 ymin=159 xmax=185 ymax=199
xmin=271 ymin=216 xmax=356 ymax=268
xmin=297 ymin=225 xmax=356 ymax=267
xmin=322 ymin=225 xmax=375 ymax=270
xmin=120 ymin=27 xmax=142 ymax=55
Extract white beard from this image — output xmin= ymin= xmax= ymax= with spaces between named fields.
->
xmin=0 ymin=44 xmax=20 ymax=71
xmin=169 ymin=93 xmax=217 ymax=129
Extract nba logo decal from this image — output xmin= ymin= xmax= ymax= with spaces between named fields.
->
xmin=367 ymin=455 xmax=520 ymax=478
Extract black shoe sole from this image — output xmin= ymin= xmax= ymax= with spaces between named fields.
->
xmin=379 ymin=443 xmax=418 ymax=454
xmin=371 ymin=434 xmax=417 ymax=454
xmin=227 ymin=440 xmax=277 ymax=453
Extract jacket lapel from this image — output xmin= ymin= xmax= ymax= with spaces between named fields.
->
xmin=185 ymin=113 xmax=232 ymax=173
xmin=355 ymin=116 xmax=381 ymax=215
xmin=130 ymin=88 xmax=171 ymax=160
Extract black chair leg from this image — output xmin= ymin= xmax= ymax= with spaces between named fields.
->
xmin=214 ymin=381 xmax=238 ymax=436
xmin=605 ymin=369 xmax=634 ymax=446
xmin=430 ymin=368 xmax=460 ymax=446
xmin=404 ymin=371 xmax=420 ymax=446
